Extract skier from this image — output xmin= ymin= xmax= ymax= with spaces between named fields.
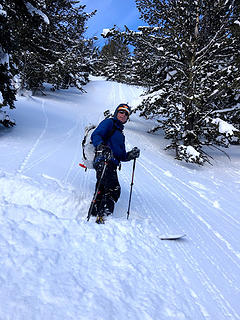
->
xmin=89 ymin=103 xmax=140 ymax=223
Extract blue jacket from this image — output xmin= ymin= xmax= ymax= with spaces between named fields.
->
xmin=91 ymin=117 xmax=128 ymax=165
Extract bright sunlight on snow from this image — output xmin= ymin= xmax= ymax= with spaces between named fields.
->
xmin=0 ymin=77 xmax=240 ymax=320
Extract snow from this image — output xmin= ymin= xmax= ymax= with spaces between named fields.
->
xmin=142 ymin=88 xmax=165 ymax=104
xmin=0 ymin=6 xmax=7 ymax=17
xmin=0 ymin=106 xmax=10 ymax=121
xmin=25 ymin=2 xmax=49 ymax=25
xmin=212 ymin=117 xmax=239 ymax=136
xmin=0 ymin=77 xmax=240 ymax=319
xmin=234 ymin=20 xmax=240 ymax=27
xmin=102 ymin=29 xmax=110 ymax=37
xmin=186 ymin=145 xmax=201 ymax=160
xmin=0 ymin=48 xmax=9 ymax=65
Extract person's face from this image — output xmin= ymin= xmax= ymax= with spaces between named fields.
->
xmin=117 ymin=110 xmax=129 ymax=123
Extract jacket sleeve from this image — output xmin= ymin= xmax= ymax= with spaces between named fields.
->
xmin=91 ymin=119 xmax=114 ymax=148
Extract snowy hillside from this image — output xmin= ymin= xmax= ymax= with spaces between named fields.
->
xmin=0 ymin=77 xmax=240 ymax=320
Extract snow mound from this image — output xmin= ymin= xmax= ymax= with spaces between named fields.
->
xmin=0 ymin=171 xmax=83 ymax=220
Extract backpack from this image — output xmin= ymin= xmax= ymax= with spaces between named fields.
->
xmin=80 ymin=119 xmax=117 ymax=170
xmin=81 ymin=124 xmax=96 ymax=169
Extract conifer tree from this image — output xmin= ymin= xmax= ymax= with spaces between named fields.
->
xmin=1 ymin=0 xmax=96 ymax=127
xmin=0 ymin=0 xmax=47 ymax=126
xmin=230 ymin=0 xmax=240 ymax=130
xmin=104 ymin=0 xmax=240 ymax=164
xmin=15 ymin=0 xmax=96 ymax=92
xmin=96 ymin=37 xmax=131 ymax=83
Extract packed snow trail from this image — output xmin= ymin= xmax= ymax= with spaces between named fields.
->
xmin=0 ymin=77 xmax=240 ymax=320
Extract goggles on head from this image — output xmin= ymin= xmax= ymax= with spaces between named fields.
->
xmin=118 ymin=110 xmax=129 ymax=116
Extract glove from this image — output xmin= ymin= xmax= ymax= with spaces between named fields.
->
xmin=127 ymin=147 xmax=140 ymax=161
xmin=96 ymin=143 xmax=112 ymax=161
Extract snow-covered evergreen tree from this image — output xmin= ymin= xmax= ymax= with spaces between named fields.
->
xmin=96 ymin=37 xmax=131 ymax=83
xmin=1 ymin=0 xmax=96 ymax=127
xmin=15 ymin=0 xmax=96 ymax=92
xmin=230 ymin=0 xmax=240 ymax=130
xmin=0 ymin=0 xmax=48 ymax=126
xmin=104 ymin=0 xmax=240 ymax=164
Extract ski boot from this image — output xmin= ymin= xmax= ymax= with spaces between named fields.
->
xmin=95 ymin=215 xmax=105 ymax=224
xmin=95 ymin=207 xmax=112 ymax=224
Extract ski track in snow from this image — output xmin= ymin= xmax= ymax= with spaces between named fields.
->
xmin=121 ymin=163 xmax=240 ymax=320
xmin=18 ymin=100 xmax=49 ymax=174
xmin=112 ymin=79 xmax=240 ymax=318
xmin=138 ymin=156 xmax=240 ymax=261
xmin=0 ymin=78 xmax=240 ymax=320
xmin=142 ymin=157 xmax=240 ymax=266
xmin=124 ymin=119 xmax=240 ymax=319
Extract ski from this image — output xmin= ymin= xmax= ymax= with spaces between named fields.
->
xmin=159 ymin=234 xmax=186 ymax=240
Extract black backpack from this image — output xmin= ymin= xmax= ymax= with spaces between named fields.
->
xmin=81 ymin=119 xmax=117 ymax=170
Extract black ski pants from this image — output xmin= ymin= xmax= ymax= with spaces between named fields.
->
xmin=91 ymin=161 xmax=121 ymax=216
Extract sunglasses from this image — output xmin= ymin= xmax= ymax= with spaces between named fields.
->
xmin=118 ymin=110 xmax=129 ymax=116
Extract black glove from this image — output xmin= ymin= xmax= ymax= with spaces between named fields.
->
xmin=127 ymin=147 xmax=140 ymax=161
xmin=96 ymin=143 xmax=112 ymax=161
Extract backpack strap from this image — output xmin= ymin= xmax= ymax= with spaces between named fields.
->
xmin=82 ymin=125 xmax=96 ymax=161
xmin=102 ymin=118 xmax=118 ymax=144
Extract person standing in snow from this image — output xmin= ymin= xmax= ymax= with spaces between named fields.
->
xmin=89 ymin=104 xmax=140 ymax=223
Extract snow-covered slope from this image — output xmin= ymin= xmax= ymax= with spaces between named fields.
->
xmin=0 ymin=77 xmax=240 ymax=320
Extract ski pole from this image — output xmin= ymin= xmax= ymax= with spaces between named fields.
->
xmin=127 ymin=158 xmax=136 ymax=220
xmin=87 ymin=161 xmax=108 ymax=221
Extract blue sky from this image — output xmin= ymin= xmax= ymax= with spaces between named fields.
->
xmin=83 ymin=0 xmax=145 ymax=46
